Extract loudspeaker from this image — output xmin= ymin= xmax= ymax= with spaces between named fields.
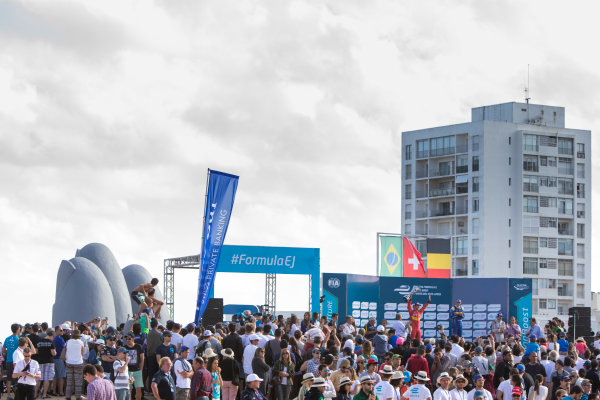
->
xmin=569 ymin=307 xmax=591 ymax=316
xmin=202 ymin=298 xmax=224 ymax=326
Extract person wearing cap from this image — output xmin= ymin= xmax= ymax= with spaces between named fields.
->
xmin=123 ymin=333 xmax=144 ymax=400
xmin=220 ymin=349 xmax=240 ymax=400
xmin=510 ymin=387 xmax=522 ymax=400
xmin=402 ymin=371 xmax=431 ymax=400
xmin=374 ymin=365 xmax=395 ymax=400
xmin=197 ymin=330 xmax=222 ymax=359
xmin=460 ymin=361 xmax=475 ymax=392
xmin=301 ymin=347 xmax=323 ymax=376
xmin=354 ymin=375 xmax=379 ymax=400
xmin=466 ymin=375 xmax=492 ymax=400
xmin=515 ymin=364 xmax=534 ymax=395
xmin=156 ymin=331 xmax=178 ymax=365
xmin=407 ymin=295 xmax=431 ymax=341
xmin=471 ymin=347 xmax=489 ymax=380
xmin=373 ymin=326 xmax=388 ymax=359
xmin=113 ymin=347 xmax=131 ymax=400
xmin=449 ymin=300 xmax=464 ymax=337
xmin=360 ymin=359 xmax=381 ymax=385
xmin=434 ymin=372 xmax=452 ymax=400
xmin=243 ymin=334 xmax=260 ymax=376
xmin=584 ymin=360 xmax=600 ymax=394
xmin=490 ymin=314 xmax=506 ymax=344
xmin=173 ymin=347 xmax=193 ymax=400
xmin=240 ymin=373 xmax=265 ymax=400
xmin=298 ymin=373 xmax=316 ymax=400
xmin=406 ymin=347 xmax=429 ymax=379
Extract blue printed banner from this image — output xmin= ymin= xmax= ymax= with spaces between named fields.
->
xmin=195 ymin=170 xmax=239 ymax=324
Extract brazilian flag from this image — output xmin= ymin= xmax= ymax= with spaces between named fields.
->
xmin=380 ymin=236 xmax=402 ymax=277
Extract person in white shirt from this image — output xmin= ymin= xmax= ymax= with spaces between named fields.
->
xmin=402 ymin=371 xmax=432 ymax=400
xmin=540 ymin=352 xmax=555 ymax=384
xmin=171 ymin=323 xmax=184 ymax=352
xmin=318 ymin=365 xmax=337 ymax=400
xmin=450 ymin=336 xmax=465 ymax=359
xmin=242 ymin=335 xmax=259 ymax=375
xmin=182 ymin=330 xmax=199 ymax=361
xmin=174 ymin=347 xmax=194 ymax=400
xmin=64 ymin=329 xmax=85 ymax=399
xmin=375 ymin=365 xmax=396 ymax=400
xmin=434 ymin=372 xmax=453 ymax=400
xmin=12 ymin=348 xmax=41 ymax=400
xmin=467 ymin=375 xmax=493 ymax=400
xmin=341 ymin=317 xmax=357 ymax=337
xmin=497 ymin=374 xmax=522 ymax=400
xmin=527 ymin=374 xmax=548 ymax=400
xmin=450 ymin=375 xmax=468 ymax=400
xmin=389 ymin=314 xmax=407 ymax=339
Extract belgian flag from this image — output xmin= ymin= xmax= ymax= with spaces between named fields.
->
xmin=426 ymin=238 xmax=451 ymax=278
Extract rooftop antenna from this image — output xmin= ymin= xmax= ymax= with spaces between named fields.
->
xmin=524 ymin=64 xmax=531 ymax=104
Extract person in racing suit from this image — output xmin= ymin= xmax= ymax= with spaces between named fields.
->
xmin=407 ymin=295 xmax=431 ymax=341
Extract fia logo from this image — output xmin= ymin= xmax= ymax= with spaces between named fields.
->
xmin=328 ymin=278 xmax=341 ymax=289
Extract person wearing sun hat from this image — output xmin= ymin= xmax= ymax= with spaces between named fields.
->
xmin=402 ymin=371 xmax=431 ymax=400
xmin=305 ymin=377 xmax=328 ymax=400
xmin=433 ymin=372 xmax=452 ymax=400
xmin=335 ymin=377 xmax=353 ymax=400
xmin=354 ymin=375 xmax=378 ymax=400
xmin=449 ymin=374 xmax=468 ymax=400
xmin=297 ymin=373 xmax=316 ymax=400
xmin=374 ymin=365 xmax=395 ymax=400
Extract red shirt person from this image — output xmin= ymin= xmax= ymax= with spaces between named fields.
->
xmin=407 ymin=295 xmax=430 ymax=340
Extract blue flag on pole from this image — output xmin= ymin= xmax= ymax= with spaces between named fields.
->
xmin=194 ymin=169 xmax=239 ymax=324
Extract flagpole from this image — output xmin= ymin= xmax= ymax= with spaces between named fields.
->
xmin=376 ymin=232 xmax=380 ymax=276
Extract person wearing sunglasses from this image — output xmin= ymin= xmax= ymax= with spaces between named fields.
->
xmin=12 ymin=348 xmax=41 ymax=400
xmin=354 ymin=376 xmax=378 ymax=400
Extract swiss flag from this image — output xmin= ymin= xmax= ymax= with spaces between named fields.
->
xmin=402 ymin=237 xmax=426 ymax=277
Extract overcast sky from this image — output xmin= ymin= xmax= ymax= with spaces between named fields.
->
xmin=1 ymin=0 xmax=599 ymax=334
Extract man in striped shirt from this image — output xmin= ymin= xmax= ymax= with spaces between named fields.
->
xmin=113 ymin=348 xmax=131 ymax=400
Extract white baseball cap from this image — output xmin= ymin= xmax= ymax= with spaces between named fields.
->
xmin=246 ymin=373 xmax=263 ymax=382
xmin=377 ymin=325 xmax=385 ymax=333
xmin=249 ymin=334 xmax=259 ymax=341
xmin=61 ymin=323 xmax=70 ymax=330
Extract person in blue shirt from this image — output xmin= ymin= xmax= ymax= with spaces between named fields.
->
xmin=524 ymin=318 xmax=543 ymax=340
xmin=524 ymin=335 xmax=540 ymax=357
xmin=557 ymin=333 xmax=569 ymax=354
xmin=2 ymin=323 xmax=22 ymax=400
xmin=387 ymin=328 xmax=399 ymax=348
xmin=449 ymin=299 xmax=464 ymax=337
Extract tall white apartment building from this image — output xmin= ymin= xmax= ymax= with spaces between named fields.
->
xmin=401 ymin=102 xmax=591 ymax=322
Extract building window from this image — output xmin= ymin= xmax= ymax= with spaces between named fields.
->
xmin=472 ymin=135 xmax=480 ymax=151
xmin=577 ymin=164 xmax=585 ymax=178
xmin=539 ymin=176 xmax=557 ymax=187
xmin=523 ymin=155 xmax=539 ymax=172
xmin=523 ymin=196 xmax=538 ymax=213
xmin=430 ymin=135 xmax=455 ymax=157
xmin=577 ymin=284 xmax=585 ymax=299
xmin=508 ymin=157 xmax=511 ymax=165
xmin=540 ymin=196 xmax=557 ymax=208
xmin=404 ymin=203 xmax=412 ymax=220
xmin=472 ymin=177 xmax=479 ymax=193
xmin=404 ymin=184 xmax=412 ymax=200
xmin=523 ymin=216 xmax=539 ymax=234
xmin=577 ymin=203 xmax=585 ymax=218
xmin=577 ymin=244 xmax=584 ymax=259
xmin=472 ymin=239 xmax=479 ymax=255
xmin=558 ymin=138 xmax=573 ymax=155
xmin=523 ymin=258 xmax=538 ymax=274
xmin=577 ymin=183 xmax=585 ymax=198
xmin=473 ymin=198 xmax=479 ymax=212
xmin=404 ymin=164 xmax=412 ymax=180
xmin=509 ymin=137 xmax=511 ymax=145
xmin=558 ymin=178 xmax=573 ymax=194
xmin=455 ymin=237 xmax=467 ymax=255
xmin=523 ymin=175 xmax=539 ymax=192
xmin=558 ymin=198 xmax=573 ymax=215
xmin=577 ymin=263 xmax=585 ymax=279
xmin=539 ymin=217 xmax=557 ymax=228
xmin=577 ymin=143 xmax=585 ymax=158
xmin=558 ymin=260 xmax=573 ymax=276
xmin=539 ymin=299 xmax=547 ymax=309
xmin=472 ymin=218 xmax=479 ymax=234
xmin=472 ymin=156 xmax=479 ymax=172
xmin=523 ymin=134 xmax=539 ymax=152
xmin=508 ymin=198 xmax=511 ymax=206
xmin=472 ymin=259 xmax=479 ymax=275
xmin=405 ymin=223 xmax=412 ymax=235
xmin=577 ymin=223 xmax=584 ymax=238
xmin=558 ymin=239 xmax=573 ymax=256
xmin=558 ymin=158 xmax=574 ymax=175
xmin=523 ymin=237 xmax=538 ymax=254
xmin=405 ymin=144 xmax=412 ymax=160
xmin=508 ymin=219 xmax=511 ymax=227
xmin=540 ymin=156 xmax=557 ymax=167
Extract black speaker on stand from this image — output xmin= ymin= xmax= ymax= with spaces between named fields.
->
xmin=202 ymin=298 xmax=224 ymax=327
xmin=567 ymin=306 xmax=592 ymax=342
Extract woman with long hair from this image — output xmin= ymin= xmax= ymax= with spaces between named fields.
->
xmin=252 ymin=347 xmax=270 ymax=395
xmin=207 ymin=357 xmax=222 ymax=400
xmin=355 ymin=356 xmax=366 ymax=376
xmin=64 ymin=329 xmax=84 ymax=400
xmin=528 ymin=374 xmax=548 ymax=400
xmin=273 ymin=348 xmax=295 ymax=400
xmin=220 ymin=349 xmax=239 ymax=400
xmin=361 ymin=341 xmax=377 ymax=363
xmin=334 ymin=377 xmax=352 ymax=400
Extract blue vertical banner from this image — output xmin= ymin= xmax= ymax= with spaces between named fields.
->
xmin=195 ymin=169 xmax=239 ymax=324
xmin=508 ymin=279 xmax=533 ymax=347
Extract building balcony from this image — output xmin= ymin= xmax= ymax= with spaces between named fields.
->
xmin=416 ymin=145 xmax=468 ymax=159
xmin=429 ymin=187 xmax=455 ymax=197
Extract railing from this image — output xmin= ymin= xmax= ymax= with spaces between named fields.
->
xmin=429 ymin=168 xmax=454 ymax=177
xmin=430 ymin=187 xmax=455 ymax=197
xmin=456 ymin=165 xmax=468 ymax=174
xmin=433 ymin=210 xmax=455 ymax=217
xmin=416 ymin=145 xmax=468 ymax=159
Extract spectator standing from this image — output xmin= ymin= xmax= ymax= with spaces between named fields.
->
xmin=53 ymin=326 xmax=66 ymax=397
xmin=12 ymin=348 xmax=41 ymax=400
xmin=124 ymin=333 xmax=144 ymax=400
xmin=64 ymin=329 xmax=85 ymax=400
xmin=220 ymin=324 xmax=243 ymax=365
xmin=527 ymin=375 xmax=547 ymax=400
xmin=83 ymin=364 xmax=116 ymax=400
xmin=174 ymin=347 xmax=194 ymax=400
xmin=220 ymin=349 xmax=240 ymax=400
xmin=113 ymin=348 xmax=131 ymax=400
xmin=156 ymin=331 xmax=178 ymax=364
xmin=152 ymin=358 xmax=176 ymax=400
xmin=207 ymin=357 xmax=222 ymax=400
xmin=252 ymin=348 xmax=270 ymax=395
xmin=273 ymin=348 xmax=295 ymax=400
xmin=36 ymin=329 xmax=57 ymax=398
xmin=190 ymin=357 xmax=213 ymax=400
xmin=241 ymin=374 xmax=266 ymax=400
xmin=243 ymin=335 xmax=260 ymax=376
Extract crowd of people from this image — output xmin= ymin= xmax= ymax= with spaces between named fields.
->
xmin=2 ymin=292 xmax=600 ymax=400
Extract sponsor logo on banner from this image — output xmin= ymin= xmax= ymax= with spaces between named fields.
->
xmin=400 ymin=312 xmax=410 ymax=320
xmin=328 ymin=278 xmax=341 ymax=289
xmin=424 ymin=321 xmax=437 ymax=329
xmin=361 ymin=310 xmax=369 ymax=318
xmin=487 ymin=313 xmax=498 ymax=320
xmin=424 ymin=312 xmax=437 ymax=320
xmin=384 ymin=303 xmax=397 ymax=311
xmin=462 ymin=304 xmax=473 ymax=312
xmin=352 ymin=301 xmax=361 ymax=309
xmin=473 ymin=321 xmax=488 ymax=329
xmin=352 ymin=310 xmax=360 ymax=318
xmin=473 ymin=313 xmax=487 ymax=320
xmin=384 ymin=311 xmax=396 ymax=319
xmin=369 ymin=311 xmax=377 ymax=318
xmin=488 ymin=304 xmax=501 ymax=311
xmin=473 ymin=304 xmax=487 ymax=312
xmin=436 ymin=313 xmax=450 ymax=320
xmin=369 ymin=302 xmax=377 ymax=310
xmin=463 ymin=330 xmax=473 ymax=337
xmin=437 ymin=304 xmax=450 ymax=312
xmin=463 ymin=313 xmax=472 ymax=320
xmin=361 ymin=302 xmax=369 ymax=309
xmin=514 ymin=283 xmax=529 ymax=291
xmin=462 ymin=321 xmax=472 ymax=329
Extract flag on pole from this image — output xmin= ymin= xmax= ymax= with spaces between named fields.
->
xmin=402 ymin=237 xmax=426 ymax=277
xmin=379 ymin=236 xmax=402 ymax=277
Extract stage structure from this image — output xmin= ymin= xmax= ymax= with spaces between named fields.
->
xmin=165 ymin=245 xmax=320 ymax=320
